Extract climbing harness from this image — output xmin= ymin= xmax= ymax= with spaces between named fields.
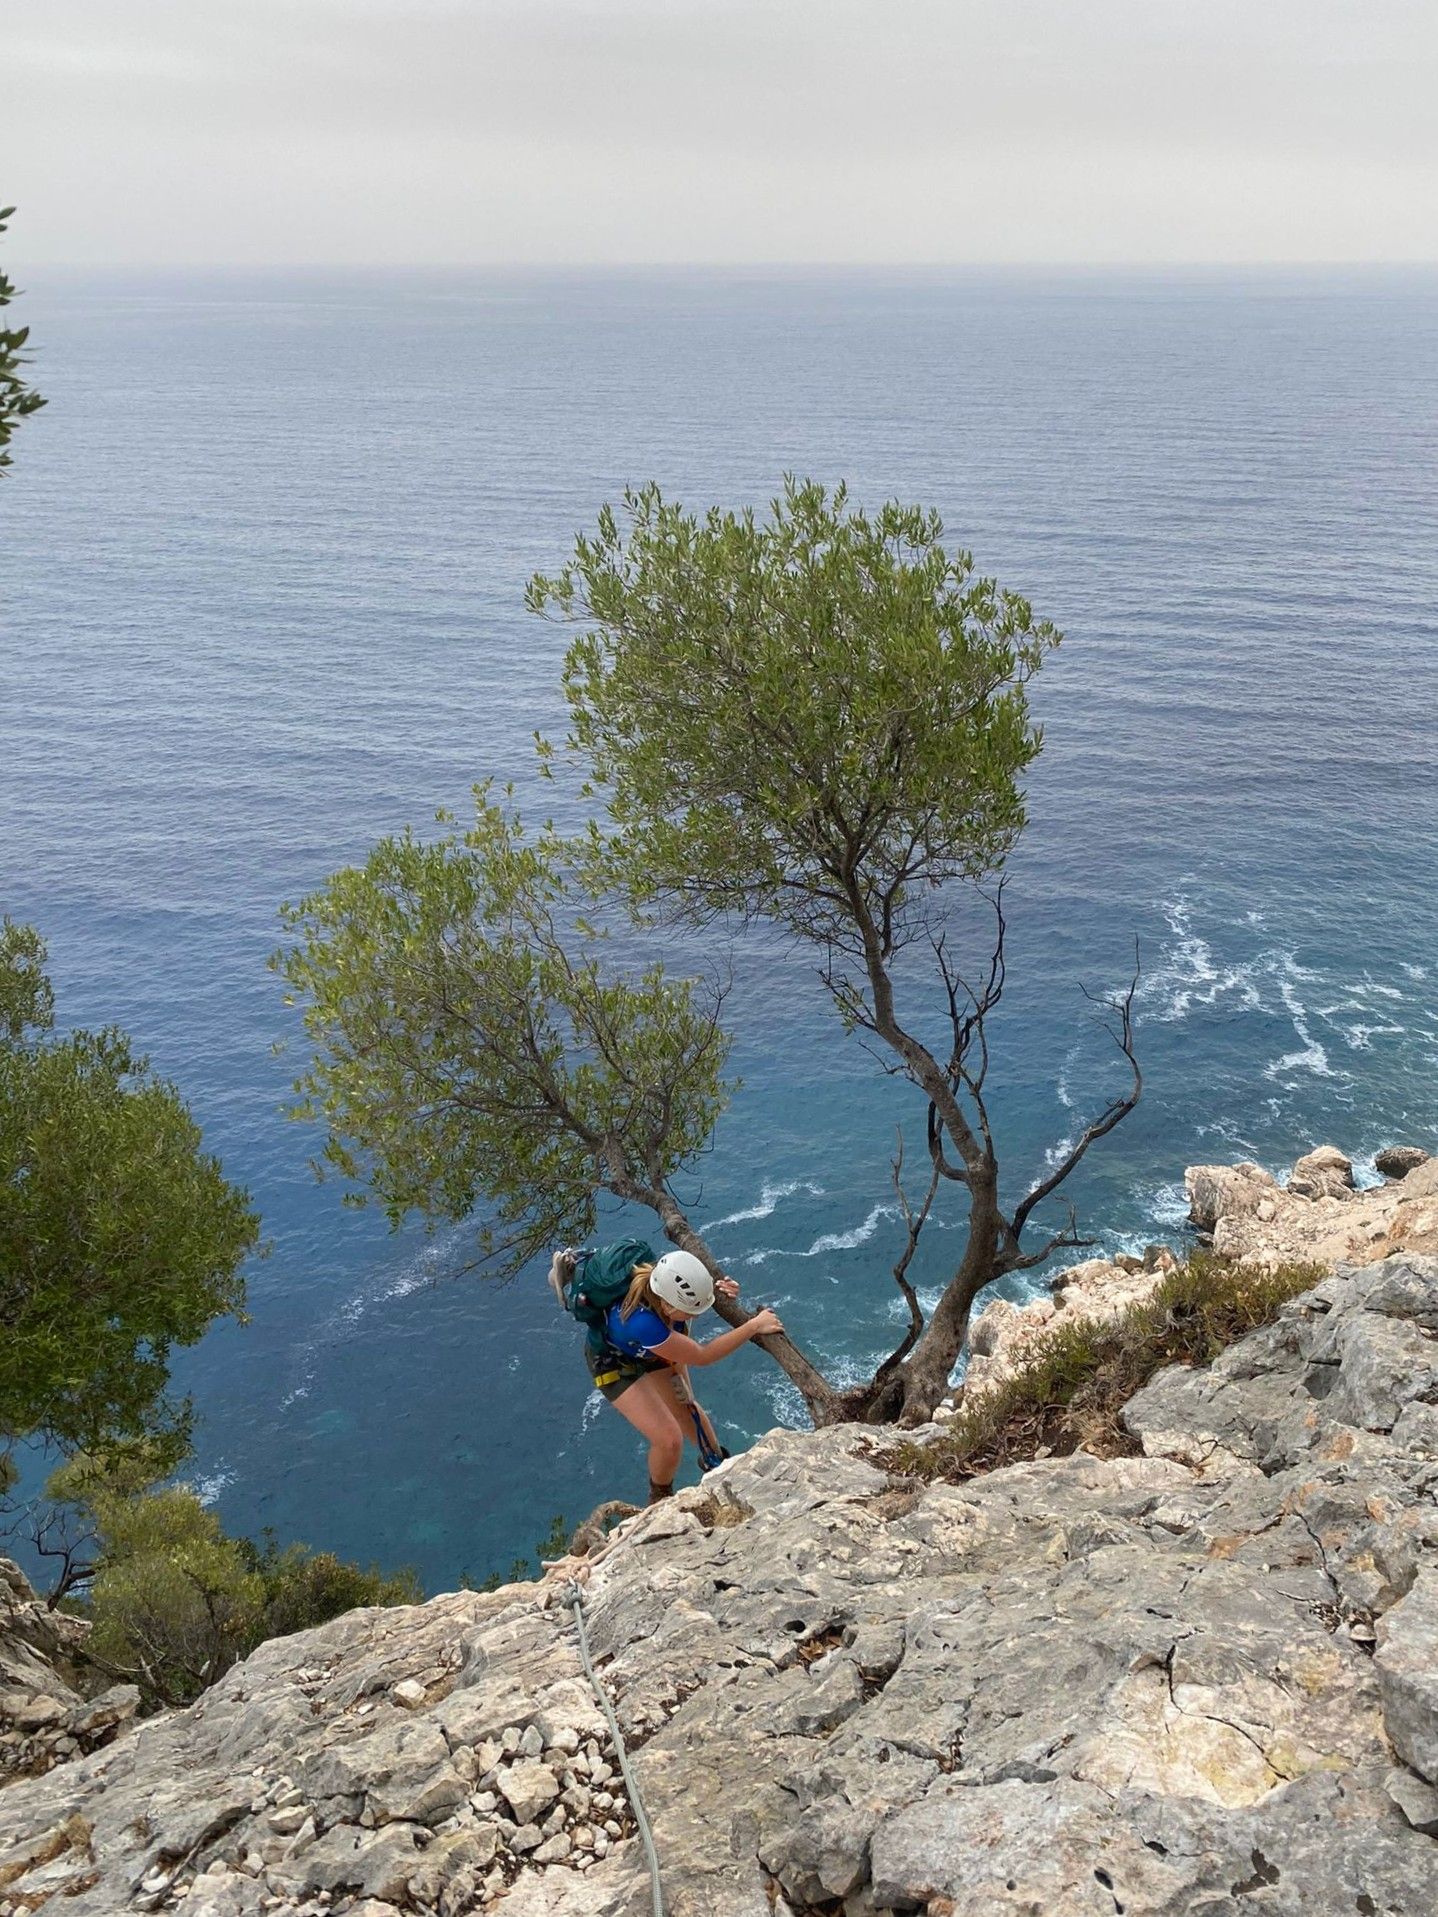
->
xmin=563 ymin=1578 xmax=665 ymax=1917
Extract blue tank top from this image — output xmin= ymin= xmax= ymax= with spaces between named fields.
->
xmin=603 ymin=1302 xmax=685 ymax=1360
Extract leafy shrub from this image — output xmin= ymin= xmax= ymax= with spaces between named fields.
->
xmin=892 ymin=1253 xmax=1326 ymax=1483
xmin=43 ymin=1452 xmax=418 ymax=1707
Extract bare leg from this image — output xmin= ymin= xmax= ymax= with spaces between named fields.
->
xmin=610 ymin=1372 xmax=686 ymax=1499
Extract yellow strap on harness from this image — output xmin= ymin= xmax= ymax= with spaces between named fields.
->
xmin=593 ymin=1368 xmax=622 ymax=1387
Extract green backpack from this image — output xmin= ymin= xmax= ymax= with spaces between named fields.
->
xmin=559 ymin=1238 xmax=657 ymax=1355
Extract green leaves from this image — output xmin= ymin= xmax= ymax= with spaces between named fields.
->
xmin=0 ymin=206 xmax=46 ymax=475
xmin=0 ymin=916 xmax=54 ymax=1041
xmin=273 ymin=786 xmax=734 ymax=1276
xmin=530 ymin=478 xmax=1059 ymax=960
xmin=0 ymin=929 xmax=258 ymax=1457
xmin=42 ymin=1451 xmax=421 ymax=1704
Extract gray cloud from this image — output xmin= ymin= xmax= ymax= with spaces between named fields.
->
xmin=6 ymin=1 xmax=1436 ymax=263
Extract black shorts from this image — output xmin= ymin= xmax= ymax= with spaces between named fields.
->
xmin=585 ymin=1344 xmax=666 ymax=1403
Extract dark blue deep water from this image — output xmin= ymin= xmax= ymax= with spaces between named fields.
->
xmin=3 ymin=268 xmax=1437 ymax=1586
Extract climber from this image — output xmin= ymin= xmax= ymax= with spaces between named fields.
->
xmin=551 ymin=1242 xmax=783 ymax=1504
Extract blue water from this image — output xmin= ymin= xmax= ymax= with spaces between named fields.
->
xmin=4 ymin=268 xmax=1437 ymax=1588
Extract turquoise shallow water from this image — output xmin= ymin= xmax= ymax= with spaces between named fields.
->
xmin=3 ymin=267 xmax=1437 ymax=1585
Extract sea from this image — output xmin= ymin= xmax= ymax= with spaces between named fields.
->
xmin=3 ymin=267 xmax=1437 ymax=1588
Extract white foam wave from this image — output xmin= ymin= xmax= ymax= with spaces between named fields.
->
xmin=1341 ymin=1022 xmax=1405 ymax=1052
xmin=186 ymin=1467 xmax=234 ymax=1507
xmin=1402 ymin=963 xmax=1428 ymax=980
xmin=1054 ymin=1039 xmax=1083 ymax=1112
xmin=1043 ymin=1130 xmax=1078 ymax=1171
xmin=800 ymin=1203 xmax=896 ymax=1257
xmin=1138 ymin=893 xmax=1263 ymax=1024
xmin=1264 ymin=976 xmax=1334 ymax=1081
xmin=708 ymin=1180 xmax=823 ymax=1229
xmin=1145 ymin=1180 xmax=1191 ymax=1229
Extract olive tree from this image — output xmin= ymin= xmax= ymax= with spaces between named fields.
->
xmin=0 ymin=921 xmax=259 ymax=1467
xmin=274 ymin=790 xmax=841 ymax=1418
xmin=530 ymin=480 xmax=1140 ymax=1422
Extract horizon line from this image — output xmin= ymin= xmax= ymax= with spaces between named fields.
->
xmin=16 ymin=257 xmax=1438 ymax=275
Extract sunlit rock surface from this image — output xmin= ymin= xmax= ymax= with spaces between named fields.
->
xmin=4 ymin=1253 xmax=1438 ymax=1915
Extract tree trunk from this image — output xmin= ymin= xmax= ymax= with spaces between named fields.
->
xmin=894 ymin=1173 xmax=1003 ymax=1421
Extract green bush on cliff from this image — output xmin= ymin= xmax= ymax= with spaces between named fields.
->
xmin=0 ymin=920 xmax=259 ymax=1469
xmin=893 ymin=1252 xmax=1327 ymax=1482
xmin=44 ymin=1451 xmax=420 ymax=1707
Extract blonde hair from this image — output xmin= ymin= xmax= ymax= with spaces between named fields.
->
xmin=619 ymin=1262 xmax=659 ymax=1321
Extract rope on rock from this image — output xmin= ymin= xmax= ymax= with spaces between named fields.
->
xmin=563 ymin=1578 xmax=665 ymax=1917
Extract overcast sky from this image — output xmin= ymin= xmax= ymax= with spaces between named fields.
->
xmin=7 ymin=0 xmax=1437 ymax=265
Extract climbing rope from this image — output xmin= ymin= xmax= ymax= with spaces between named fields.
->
xmin=563 ymin=1578 xmax=665 ymax=1917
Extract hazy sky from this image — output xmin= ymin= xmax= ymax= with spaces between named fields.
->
xmin=8 ymin=0 xmax=1438 ymax=265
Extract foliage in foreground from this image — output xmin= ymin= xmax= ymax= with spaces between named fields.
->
xmin=0 ymin=206 xmax=45 ymax=474
xmin=44 ymin=1451 xmax=421 ymax=1708
xmin=0 ymin=921 xmax=260 ymax=1465
xmin=891 ymin=1253 xmax=1327 ymax=1482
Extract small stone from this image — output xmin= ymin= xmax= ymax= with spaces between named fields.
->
xmin=603 ymin=1818 xmax=621 ymax=1838
xmin=273 ymin=1785 xmax=305 ymax=1809
xmin=501 ymin=1726 xmax=521 ymax=1754
xmin=593 ymin=1831 xmax=609 ymax=1858
xmin=540 ymin=1805 xmax=566 ymax=1837
xmin=392 ymin=1678 xmax=426 ymax=1710
xmin=268 ymin=1805 xmax=309 ymax=1835
xmin=546 ymin=1725 xmax=582 ymax=1756
xmin=283 ymin=1815 xmax=317 ymax=1858
xmin=517 ymin=1723 xmax=544 ymax=1758
xmin=469 ymin=1791 xmax=498 ymax=1814
xmin=571 ymin=1825 xmax=595 ymax=1852
xmin=498 ymin=1759 xmax=561 ymax=1825
xmin=509 ymin=1823 xmax=542 ymax=1854
xmin=532 ymin=1833 xmax=571 ymax=1864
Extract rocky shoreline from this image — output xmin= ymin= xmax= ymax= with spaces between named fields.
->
xmin=949 ymin=1140 xmax=1437 ymax=1417
xmin=3 ymin=1146 xmax=1437 ymax=1916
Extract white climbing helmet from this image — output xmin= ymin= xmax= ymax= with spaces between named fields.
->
xmin=650 ymin=1250 xmax=715 ymax=1317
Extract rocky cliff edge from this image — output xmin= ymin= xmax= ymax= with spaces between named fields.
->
xmin=4 ymin=1246 xmax=1438 ymax=1916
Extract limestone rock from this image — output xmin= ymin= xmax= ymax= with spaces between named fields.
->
xmin=497 ymin=1758 xmax=562 ymax=1824
xmin=1376 ymin=1144 xmax=1430 ymax=1180
xmin=1185 ymin=1160 xmax=1279 ymax=1233
xmin=1 ymin=1560 xmax=136 ymax=1786
xmin=2 ymin=1254 xmax=1438 ymax=1915
xmin=1195 ymin=1150 xmax=1438 ymax=1272
xmin=1375 ymin=1566 xmax=1438 ymax=1784
xmin=1288 ymin=1143 xmax=1356 ymax=1200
